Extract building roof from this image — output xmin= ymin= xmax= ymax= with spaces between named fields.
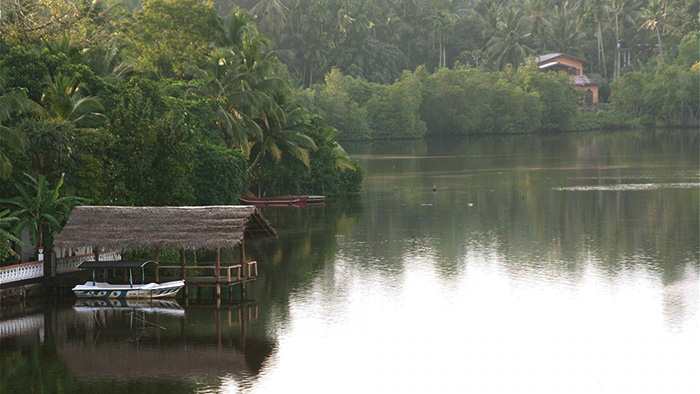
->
xmin=573 ymin=73 xmax=606 ymax=86
xmin=54 ymin=206 xmax=277 ymax=251
xmin=534 ymin=53 xmax=590 ymax=65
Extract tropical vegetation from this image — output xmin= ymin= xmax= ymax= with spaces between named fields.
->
xmin=0 ymin=0 xmax=363 ymax=264
xmin=0 ymin=0 xmax=697 ymax=262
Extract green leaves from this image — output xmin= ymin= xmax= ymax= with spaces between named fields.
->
xmin=4 ymin=173 xmax=86 ymax=249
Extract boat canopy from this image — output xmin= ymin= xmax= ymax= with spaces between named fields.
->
xmin=77 ymin=260 xmax=157 ymax=270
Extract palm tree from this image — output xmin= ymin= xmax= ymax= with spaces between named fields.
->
xmin=0 ymin=85 xmax=47 ymax=179
xmin=187 ymin=52 xmax=266 ymax=156
xmin=39 ymin=73 xmax=106 ymax=128
xmin=247 ymin=98 xmax=317 ymax=173
xmin=0 ymin=91 xmax=28 ymax=179
xmin=215 ymin=9 xmax=257 ymax=49
xmin=520 ymin=0 xmax=553 ymax=52
xmin=317 ymin=126 xmax=355 ymax=170
xmin=485 ymin=8 xmax=534 ymax=70
xmin=548 ymin=2 xmax=585 ymax=54
xmin=640 ymin=0 xmax=668 ymax=57
xmin=5 ymin=173 xmax=85 ymax=253
xmin=584 ymin=0 xmax=609 ymax=77
xmin=250 ymin=0 xmax=289 ymax=34
xmin=605 ymin=0 xmax=639 ymax=78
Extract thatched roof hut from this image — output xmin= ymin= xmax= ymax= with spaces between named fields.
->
xmin=54 ymin=206 xmax=276 ymax=252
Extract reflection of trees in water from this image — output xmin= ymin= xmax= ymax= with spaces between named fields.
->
xmin=344 ymin=130 xmax=698 ymax=325
xmin=244 ymin=198 xmax=363 ymax=332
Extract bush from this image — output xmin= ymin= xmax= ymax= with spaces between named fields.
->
xmin=189 ymin=144 xmax=248 ymax=205
xmin=313 ymin=68 xmax=372 ymax=141
xmin=611 ymin=49 xmax=699 ymax=127
xmin=421 ymin=67 xmax=542 ymax=135
xmin=366 ymin=70 xmax=427 ymax=139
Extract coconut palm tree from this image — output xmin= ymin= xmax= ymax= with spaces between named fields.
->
xmin=548 ymin=2 xmax=585 ymax=54
xmin=640 ymin=0 xmax=668 ymax=57
xmin=187 ymin=52 xmax=266 ymax=155
xmin=247 ymin=98 xmax=317 ymax=173
xmin=215 ymin=9 xmax=258 ymax=49
xmin=485 ymin=8 xmax=535 ymax=70
xmin=520 ymin=0 xmax=553 ymax=52
xmin=250 ymin=0 xmax=289 ymax=34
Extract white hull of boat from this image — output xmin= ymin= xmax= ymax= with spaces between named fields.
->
xmin=72 ymin=280 xmax=185 ymax=299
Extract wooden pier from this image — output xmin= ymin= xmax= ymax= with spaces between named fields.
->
xmin=157 ymin=260 xmax=259 ymax=298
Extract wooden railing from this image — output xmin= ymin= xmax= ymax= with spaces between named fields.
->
xmin=159 ymin=261 xmax=258 ymax=282
xmin=0 ymin=250 xmax=121 ymax=285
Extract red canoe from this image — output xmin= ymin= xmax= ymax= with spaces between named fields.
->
xmin=239 ymin=196 xmax=310 ymax=205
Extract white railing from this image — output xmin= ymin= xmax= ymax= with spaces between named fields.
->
xmin=56 ymin=250 xmax=120 ymax=274
xmin=0 ymin=261 xmax=44 ymax=284
xmin=0 ymin=250 xmax=121 ymax=285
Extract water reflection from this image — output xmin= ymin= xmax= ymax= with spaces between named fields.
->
xmin=1 ymin=130 xmax=698 ymax=393
xmin=0 ymin=298 xmax=272 ymax=393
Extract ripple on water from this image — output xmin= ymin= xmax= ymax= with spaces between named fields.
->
xmin=553 ymin=182 xmax=699 ymax=191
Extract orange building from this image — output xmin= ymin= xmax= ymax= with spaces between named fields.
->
xmin=534 ymin=53 xmax=605 ymax=103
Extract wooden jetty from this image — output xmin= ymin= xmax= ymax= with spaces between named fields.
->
xmin=52 ymin=205 xmax=277 ymax=299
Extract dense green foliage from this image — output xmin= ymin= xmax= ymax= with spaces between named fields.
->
xmin=0 ymin=0 xmax=696 ymax=260
xmin=309 ymin=68 xmax=426 ymax=140
xmin=2 ymin=174 xmax=84 ymax=261
xmin=0 ymin=0 xmax=363 ymax=261
xmin=220 ymin=0 xmax=698 ymax=85
xmin=251 ymin=124 xmax=363 ymax=196
xmin=611 ymin=35 xmax=700 ymax=126
xmin=190 ymin=144 xmax=249 ymax=205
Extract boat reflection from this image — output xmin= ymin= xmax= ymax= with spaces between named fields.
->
xmin=1 ymin=298 xmax=273 ymax=390
xmin=73 ymin=298 xmax=185 ymax=316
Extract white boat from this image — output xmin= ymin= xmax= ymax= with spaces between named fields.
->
xmin=72 ymin=260 xmax=185 ymax=299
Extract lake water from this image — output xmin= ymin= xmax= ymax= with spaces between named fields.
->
xmin=1 ymin=130 xmax=698 ymax=393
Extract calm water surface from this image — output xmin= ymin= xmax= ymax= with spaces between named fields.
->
xmin=1 ymin=130 xmax=698 ymax=393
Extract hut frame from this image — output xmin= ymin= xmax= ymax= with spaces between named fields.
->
xmin=54 ymin=206 xmax=276 ymax=294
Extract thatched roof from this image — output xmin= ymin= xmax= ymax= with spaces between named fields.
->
xmin=54 ymin=206 xmax=276 ymax=251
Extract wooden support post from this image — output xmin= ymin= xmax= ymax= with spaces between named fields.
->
xmin=155 ymin=247 xmax=160 ymax=282
xmin=94 ymin=246 xmax=99 ymax=262
xmin=240 ymin=239 xmax=246 ymax=277
xmin=180 ymin=249 xmax=186 ymax=280
xmin=215 ymin=248 xmax=221 ymax=282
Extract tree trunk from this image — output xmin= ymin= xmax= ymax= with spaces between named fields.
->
xmin=656 ymin=27 xmax=663 ymax=57
xmin=309 ymin=59 xmax=314 ymax=85
xmin=614 ymin=12 xmax=619 ymax=79
xmin=248 ymin=148 xmax=265 ymax=173
xmin=598 ymin=21 xmax=607 ymax=78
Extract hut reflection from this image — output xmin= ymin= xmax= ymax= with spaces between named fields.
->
xmin=0 ymin=298 xmax=274 ymax=392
